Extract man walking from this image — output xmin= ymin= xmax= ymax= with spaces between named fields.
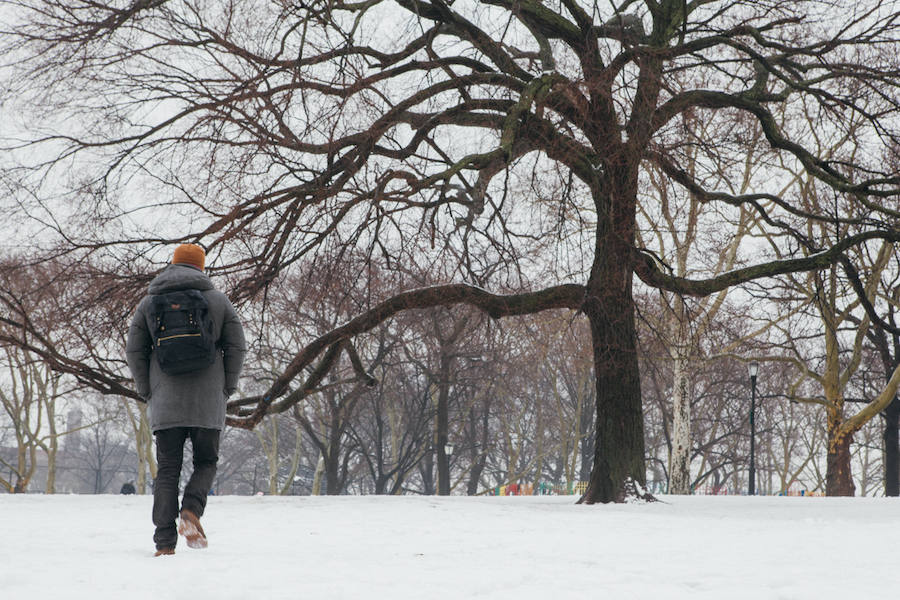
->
xmin=126 ymin=243 xmax=246 ymax=556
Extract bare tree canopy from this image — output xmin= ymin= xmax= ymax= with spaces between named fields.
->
xmin=2 ymin=0 xmax=900 ymax=502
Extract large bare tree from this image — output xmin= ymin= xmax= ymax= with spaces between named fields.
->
xmin=3 ymin=0 xmax=900 ymax=502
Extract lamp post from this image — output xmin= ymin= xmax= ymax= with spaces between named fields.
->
xmin=748 ymin=362 xmax=759 ymax=495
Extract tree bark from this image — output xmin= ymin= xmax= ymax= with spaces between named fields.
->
xmin=311 ymin=455 xmax=325 ymax=496
xmin=873 ymin=334 xmax=900 ymax=497
xmin=45 ymin=398 xmax=58 ymax=494
xmin=578 ymin=391 xmax=594 ymax=484
xmin=825 ymin=359 xmax=900 ymax=496
xmin=884 ymin=397 xmax=899 ymax=497
xmin=825 ymin=429 xmax=856 ymax=497
xmin=466 ymin=398 xmax=490 ymax=496
xmin=581 ymin=281 xmax=646 ymax=503
xmin=580 ymin=181 xmax=647 ymax=502
xmin=325 ymin=431 xmax=343 ymax=495
xmin=436 ymin=351 xmax=451 ymax=496
xmin=421 ymin=447 xmax=435 ymax=495
xmin=669 ymin=353 xmax=692 ymax=494
xmin=137 ymin=403 xmax=156 ymax=494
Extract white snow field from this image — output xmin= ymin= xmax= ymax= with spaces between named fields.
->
xmin=1 ymin=493 xmax=897 ymax=599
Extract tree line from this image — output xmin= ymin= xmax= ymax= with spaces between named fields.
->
xmin=1 ymin=0 xmax=899 ymax=500
xmin=0 ymin=251 xmax=894 ymax=496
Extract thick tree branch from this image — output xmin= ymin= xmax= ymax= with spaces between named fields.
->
xmin=0 ymin=313 xmax=137 ymax=401
xmin=227 ymin=283 xmax=584 ymax=428
xmin=649 ymin=90 xmax=900 ymax=208
xmin=632 ymin=230 xmax=900 ymax=297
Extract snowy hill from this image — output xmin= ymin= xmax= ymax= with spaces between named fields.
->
xmin=1 ymin=494 xmax=897 ymax=599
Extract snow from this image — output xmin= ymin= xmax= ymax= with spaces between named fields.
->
xmin=2 ymin=494 xmax=898 ymax=599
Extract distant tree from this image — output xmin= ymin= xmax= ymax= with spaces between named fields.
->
xmin=639 ymin=309 xmax=751 ymax=494
xmin=0 ymin=345 xmax=62 ymax=492
xmin=352 ymin=348 xmax=434 ymax=495
xmin=857 ymin=254 xmax=900 ymax=496
xmin=763 ymin=174 xmax=897 ymax=496
xmin=121 ymin=399 xmax=155 ymax=494
xmin=408 ymin=307 xmax=484 ymax=495
xmin=70 ymin=402 xmax=131 ymax=494
xmin=765 ymin=398 xmax=827 ymax=495
xmin=214 ymin=427 xmax=265 ymax=495
xmin=0 ymin=263 xmax=75 ymax=493
xmin=637 ymin=112 xmax=764 ymax=494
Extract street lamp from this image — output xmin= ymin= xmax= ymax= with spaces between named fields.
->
xmin=748 ymin=361 xmax=759 ymax=496
xmin=444 ymin=443 xmax=454 ymax=458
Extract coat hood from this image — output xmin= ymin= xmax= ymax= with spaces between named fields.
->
xmin=148 ymin=264 xmax=215 ymax=295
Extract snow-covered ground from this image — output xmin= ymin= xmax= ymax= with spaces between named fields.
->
xmin=1 ymin=493 xmax=897 ymax=599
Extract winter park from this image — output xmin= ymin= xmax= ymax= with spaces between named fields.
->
xmin=2 ymin=0 xmax=900 ymax=598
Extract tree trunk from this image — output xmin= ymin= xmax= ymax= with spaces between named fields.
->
xmin=579 ymin=231 xmax=647 ymax=502
xmin=580 ymin=294 xmax=646 ymax=503
xmin=325 ymin=438 xmax=342 ymax=495
xmin=279 ymin=427 xmax=304 ymax=495
xmin=421 ymin=447 xmax=435 ymax=495
xmin=669 ymin=353 xmax=692 ymax=494
xmin=466 ymin=399 xmax=490 ymax=495
xmin=578 ymin=389 xmax=594 ymax=483
xmin=137 ymin=403 xmax=155 ymax=494
xmin=436 ymin=352 xmax=451 ymax=496
xmin=311 ymin=455 xmax=325 ymax=495
xmin=884 ymin=397 xmax=899 ymax=496
xmin=534 ymin=382 xmax=546 ymax=492
xmin=14 ymin=444 xmax=30 ymax=493
xmin=45 ymin=413 xmax=58 ymax=494
xmin=825 ymin=429 xmax=856 ymax=496
xmin=578 ymin=166 xmax=651 ymax=504
xmin=820 ymin=299 xmax=858 ymax=497
xmin=325 ymin=457 xmax=340 ymax=495
xmin=265 ymin=423 xmax=279 ymax=495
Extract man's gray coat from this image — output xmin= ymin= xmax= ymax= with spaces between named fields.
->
xmin=126 ymin=264 xmax=246 ymax=432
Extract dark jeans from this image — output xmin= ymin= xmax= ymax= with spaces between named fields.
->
xmin=153 ymin=427 xmax=220 ymax=550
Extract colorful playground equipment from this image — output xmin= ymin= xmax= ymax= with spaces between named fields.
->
xmin=776 ymin=485 xmax=825 ymax=497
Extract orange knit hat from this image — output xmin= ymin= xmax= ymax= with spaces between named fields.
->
xmin=171 ymin=243 xmax=206 ymax=271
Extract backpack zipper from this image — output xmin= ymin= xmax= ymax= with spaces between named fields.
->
xmin=157 ymin=333 xmax=202 ymax=345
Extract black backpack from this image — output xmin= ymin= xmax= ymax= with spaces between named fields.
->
xmin=149 ymin=289 xmax=217 ymax=375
